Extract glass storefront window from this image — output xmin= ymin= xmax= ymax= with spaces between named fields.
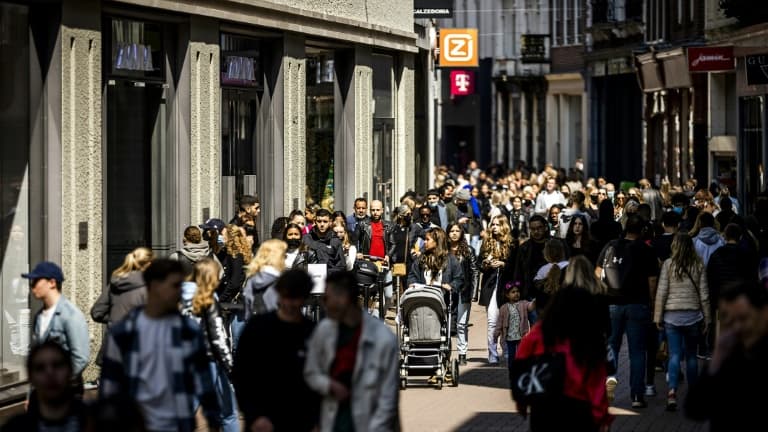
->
xmin=373 ymin=54 xmax=395 ymax=216
xmin=306 ymin=49 xmax=336 ymax=210
xmin=221 ymin=34 xmax=261 ymax=220
xmin=740 ymin=96 xmax=765 ymax=214
xmin=0 ymin=3 xmax=30 ymax=386
xmin=109 ymin=18 xmax=164 ymax=80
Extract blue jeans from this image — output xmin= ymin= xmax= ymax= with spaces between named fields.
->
xmin=209 ymin=362 xmax=239 ymax=432
xmin=608 ymin=304 xmax=650 ymax=399
xmin=665 ymin=322 xmax=700 ymax=392
xmin=230 ymin=311 xmax=246 ymax=351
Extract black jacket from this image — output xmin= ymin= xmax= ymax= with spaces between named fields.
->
xmin=302 ymin=228 xmax=345 ymax=274
xmin=407 ymin=254 xmax=464 ymax=295
xmin=355 ymin=219 xmax=395 ymax=258
xmin=453 ymin=249 xmax=479 ymax=303
xmin=480 ymin=246 xmax=517 ymax=308
xmin=198 ymin=300 xmax=234 ymax=377
xmin=218 ymin=253 xmax=245 ymax=303
xmin=290 ymin=248 xmax=320 ymax=271
xmin=707 ymin=243 xmax=757 ymax=305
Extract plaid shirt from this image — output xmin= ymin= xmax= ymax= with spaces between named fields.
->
xmin=99 ymin=308 xmax=220 ymax=431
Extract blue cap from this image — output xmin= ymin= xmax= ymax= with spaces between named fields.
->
xmin=21 ymin=261 xmax=65 ymax=283
xmin=199 ymin=218 xmax=226 ymax=232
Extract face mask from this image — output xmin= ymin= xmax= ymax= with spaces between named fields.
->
xmin=217 ymin=234 xmax=225 ymax=247
xmin=458 ymin=204 xmax=468 ymax=212
xmin=428 ymin=202 xmax=438 ymax=209
xmin=443 ymin=196 xmax=453 ymax=204
xmin=287 ymin=239 xmax=301 ymax=249
xmin=591 ymin=195 xmax=599 ymax=204
xmin=672 ymin=207 xmax=683 ymax=215
xmin=403 ymin=216 xmax=412 ymax=225
xmin=607 ymin=191 xmax=615 ymax=200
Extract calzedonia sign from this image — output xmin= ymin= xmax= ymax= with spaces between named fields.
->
xmin=687 ymin=46 xmax=735 ymax=72
xmin=415 ymin=0 xmax=453 ymax=18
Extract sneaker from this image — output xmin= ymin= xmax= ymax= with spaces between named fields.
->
xmin=645 ymin=385 xmax=657 ymax=397
xmin=666 ymin=391 xmax=677 ymax=411
xmin=459 ymin=354 xmax=467 ymax=366
xmin=606 ymin=377 xmax=618 ymax=403
xmin=632 ymin=396 xmax=648 ymax=409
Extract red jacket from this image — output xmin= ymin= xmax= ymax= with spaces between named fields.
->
xmin=516 ymin=323 xmax=612 ymax=428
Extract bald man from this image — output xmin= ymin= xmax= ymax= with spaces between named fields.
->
xmin=355 ymin=200 xmax=393 ymax=265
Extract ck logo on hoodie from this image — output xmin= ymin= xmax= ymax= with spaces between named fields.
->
xmin=517 ymin=363 xmax=548 ymax=395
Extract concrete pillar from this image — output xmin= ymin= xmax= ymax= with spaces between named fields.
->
xmin=395 ymin=53 xmax=416 ymax=201
xmin=189 ymin=16 xmax=220 ymax=222
xmin=559 ymin=94 xmax=570 ymax=168
xmin=545 ymin=92 xmax=557 ymax=167
xmin=281 ymin=35 xmax=307 ymax=215
xmin=60 ymin=0 xmax=102 ymax=380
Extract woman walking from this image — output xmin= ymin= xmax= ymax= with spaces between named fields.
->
xmin=478 ymin=215 xmax=516 ymax=365
xmin=283 ymin=223 xmax=319 ymax=270
xmin=219 ymin=224 xmax=253 ymax=348
xmin=448 ymin=223 xmax=479 ymax=365
xmin=406 ymin=228 xmax=464 ymax=297
xmin=191 ymin=258 xmax=239 ymax=432
xmin=654 ymin=233 xmax=711 ymax=411
xmin=243 ymin=239 xmax=287 ymax=319
xmin=333 ymin=220 xmax=357 ymax=271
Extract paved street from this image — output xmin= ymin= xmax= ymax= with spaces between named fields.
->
xmin=400 ymin=302 xmax=708 ymax=432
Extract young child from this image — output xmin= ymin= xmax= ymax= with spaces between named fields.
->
xmin=494 ymin=282 xmax=535 ymax=370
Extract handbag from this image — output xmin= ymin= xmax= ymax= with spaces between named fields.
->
xmin=509 ymin=352 xmax=566 ymax=406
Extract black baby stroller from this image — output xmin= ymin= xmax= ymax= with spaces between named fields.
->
xmin=354 ymin=255 xmax=391 ymax=320
xmin=398 ymin=283 xmax=458 ymax=389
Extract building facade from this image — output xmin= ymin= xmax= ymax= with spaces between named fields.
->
xmin=0 ymin=0 xmax=416 ymax=390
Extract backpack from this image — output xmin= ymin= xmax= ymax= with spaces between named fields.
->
xmin=246 ymin=276 xmax=278 ymax=319
xmin=600 ymin=239 xmax=633 ymax=297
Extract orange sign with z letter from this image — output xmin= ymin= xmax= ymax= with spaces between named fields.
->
xmin=440 ymin=28 xmax=478 ymax=68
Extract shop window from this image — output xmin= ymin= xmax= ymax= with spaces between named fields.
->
xmin=373 ymin=54 xmax=395 ymax=215
xmin=0 ymin=3 xmax=31 ymax=386
xmin=109 ymin=17 xmax=164 ymax=80
xmin=740 ymin=96 xmax=765 ymax=213
xmin=306 ymin=48 xmax=336 ymax=210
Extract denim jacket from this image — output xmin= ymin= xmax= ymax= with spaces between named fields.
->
xmin=32 ymin=295 xmax=90 ymax=375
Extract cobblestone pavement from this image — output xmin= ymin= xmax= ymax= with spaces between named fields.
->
xmin=399 ymin=303 xmax=708 ymax=432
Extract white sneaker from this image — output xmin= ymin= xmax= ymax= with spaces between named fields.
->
xmin=606 ymin=377 xmax=618 ymax=403
xmin=645 ymin=384 xmax=657 ymax=397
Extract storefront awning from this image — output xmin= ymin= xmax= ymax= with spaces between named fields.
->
xmin=636 ymin=52 xmax=664 ymax=92
xmin=658 ymin=48 xmax=692 ymax=89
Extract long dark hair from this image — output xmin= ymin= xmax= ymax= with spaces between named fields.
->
xmin=540 ymin=286 xmax=606 ymax=369
xmin=446 ymin=223 xmax=472 ymax=259
xmin=282 ymin=223 xmax=310 ymax=252
xmin=420 ymin=228 xmax=449 ymax=276
xmin=565 ymin=214 xmax=592 ymax=252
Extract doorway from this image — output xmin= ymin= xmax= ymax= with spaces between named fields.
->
xmin=105 ymin=82 xmax=164 ymax=273
xmin=373 ymin=119 xmax=394 ymax=216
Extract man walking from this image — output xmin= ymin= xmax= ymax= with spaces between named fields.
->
xmin=304 ymin=272 xmax=400 ymax=432
xmin=355 ymin=200 xmax=393 ymax=264
xmin=346 ymin=197 xmax=370 ymax=236
xmin=303 ymin=208 xmax=346 ymax=274
xmin=100 ymin=259 xmax=221 ymax=432
xmin=23 ymin=261 xmax=90 ymax=396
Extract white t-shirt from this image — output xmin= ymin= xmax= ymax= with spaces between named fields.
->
xmin=135 ymin=312 xmax=178 ymax=432
xmin=37 ymin=303 xmax=57 ymax=337
xmin=533 ymin=261 xmax=569 ymax=281
xmin=285 ymin=250 xmax=299 ymax=268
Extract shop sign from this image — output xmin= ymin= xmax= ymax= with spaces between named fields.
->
xmin=439 ymin=29 xmax=479 ymax=68
xmin=520 ymin=34 xmax=549 ymax=63
xmin=687 ymin=47 xmax=735 ymax=72
xmin=746 ymin=55 xmax=768 ymax=86
xmin=415 ymin=0 xmax=453 ymax=18
xmin=450 ymin=70 xmax=475 ymax=96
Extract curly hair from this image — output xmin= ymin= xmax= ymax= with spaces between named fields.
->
xmin=420 ymin=228 xmax=449 ymax=277
xmin=225 ymin=224 xmax=253 ymax=264
xmin=481 ymin=215 xmax=513 ymax=261
xmin=192 ymin=258 xmax=220 ymax=316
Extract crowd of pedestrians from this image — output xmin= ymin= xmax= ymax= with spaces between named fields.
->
xmin=6 ymin=160 xmax=768 ymax=431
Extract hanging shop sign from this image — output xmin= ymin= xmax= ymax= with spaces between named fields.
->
xmin=520 ymin=34 xmax=549 ymax=63
xmin=687 ymin=46 xmax=735 ymax=72
xmin=439 ymin=28 xmax=478 ymax=68
xmin=450 ymin=70 xmax=475 ymax=96
xmin=415 ymin=0 xmax=453 ymax=18
xmin=746 ymin=55 xmax=768 ymax=86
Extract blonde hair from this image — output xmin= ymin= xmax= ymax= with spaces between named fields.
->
xmin=481 ymin=215 xmax=513 ymax=261
xmin=112 ymin=247 xmax=154 ymax=279
xmin=192 ymin=258 xmax=221 ymax=315
xmin=332 ymin=221 xmax=351 ymax=249
xmin=225 ymin=224 xmax=253 ymax=264
xmin=246 ymin=239 xmax=287 ymax=278
xmin=564 ymin=255 xmax=606 ymax=295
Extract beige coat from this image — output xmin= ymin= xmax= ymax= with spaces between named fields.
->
xmin=304 ymin=313 xmax=400 ymax=432
xmin=654 ymin=259 xmax=711 ymax=324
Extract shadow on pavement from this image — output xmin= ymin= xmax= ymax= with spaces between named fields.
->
xmin=458 ymin=365 xmax=510 ymax=390
xmin=452 ymin=412 xmax=528 ymax=431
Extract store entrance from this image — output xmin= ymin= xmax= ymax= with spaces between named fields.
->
xmin=105 ymin=82 xmax=164 ymax=273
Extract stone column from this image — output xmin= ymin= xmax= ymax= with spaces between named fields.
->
xmin=281 ymin=34 xmax=307 ymax=216
xmin=189 ymin=17 xmax=220 ymax=222
xmin=395 ymin=53 xmax=415 ymax=201
xmin=60 ymin=0 xmax=102 ymax=381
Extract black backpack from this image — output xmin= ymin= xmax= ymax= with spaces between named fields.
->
xmin=600 ymin=239 xmax=633 ymax=297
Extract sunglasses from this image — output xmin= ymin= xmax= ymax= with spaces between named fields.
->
xmin=31 ymin=360 xmax=68 ymax=374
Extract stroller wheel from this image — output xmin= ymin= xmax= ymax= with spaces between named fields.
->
xmin=400 ymin=378 xmax=407 ymax=390
xmin=451 ymin=359 xmax=460 ymax=387
xmin=436 ymin=378 xmax=443 ymax=390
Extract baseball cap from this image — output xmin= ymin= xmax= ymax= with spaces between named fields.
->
xmin=21 ymin=261 xmax=65 ymax=283
xmin=199 ymin=218 xmax=226 ymax=232
xmin=455 ymin=189 xmax=471 ymax=201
